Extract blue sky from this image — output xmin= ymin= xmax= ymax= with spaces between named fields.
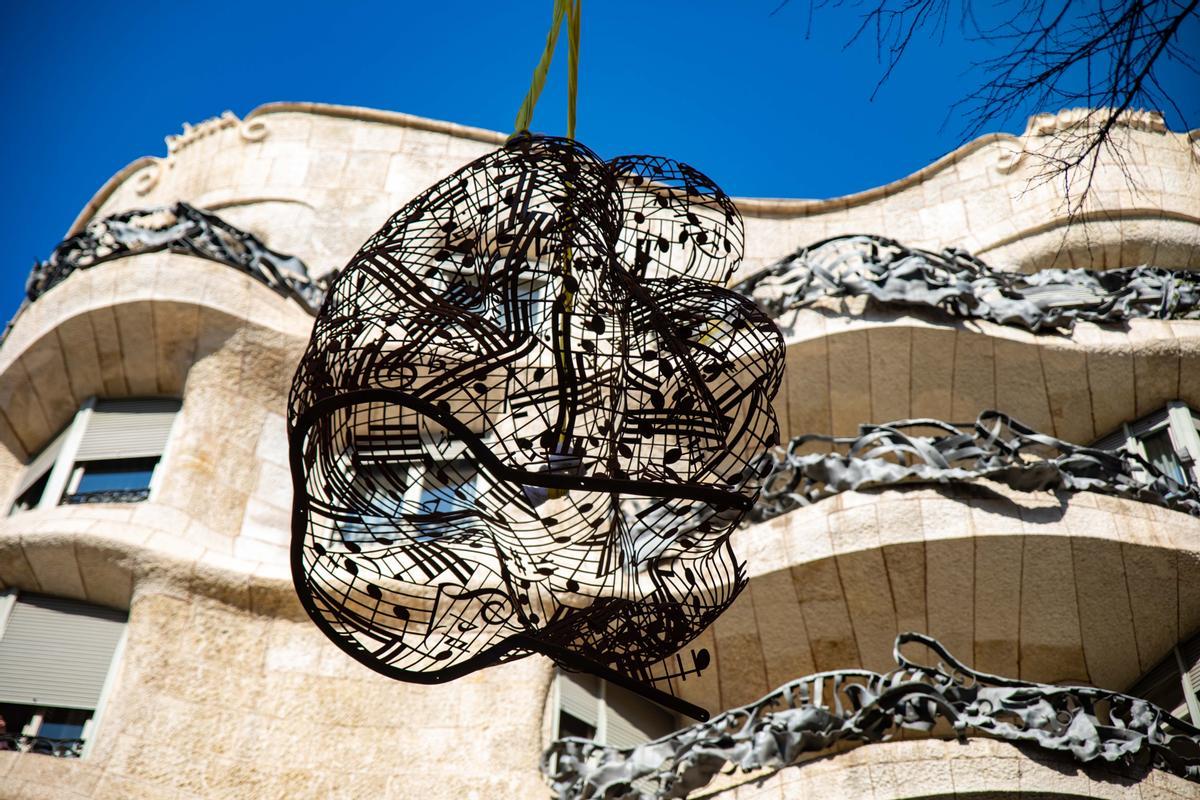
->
xmin=2 ymin=1 xmax=1197 ymax=324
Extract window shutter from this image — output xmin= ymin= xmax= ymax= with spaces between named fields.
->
xmin=603 ymin=683 xmax=675 ymax=749
xmin=14 ymin=427 xmax=69 ymax=498
xmin=0 ymin=594 xmax=127 ymax=709
xmin=559 ymin=672 xmax=600 ymax=728
xmin=1181 ymin=636 xmax=1200 ymax=694
xmin=1090 ymin=426 xmax=1130 ymax=452
xmin=1127 ymin=409 xmax=1170 ymax=439
xmin=75 ymin=399 xmax=180 ymax=461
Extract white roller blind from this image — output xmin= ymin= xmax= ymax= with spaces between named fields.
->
xmin=1182 ymin=637 xmax=1200 ymax=694
xmin=14 ymin=426 xmax=69 ymax=497
xmin=75 ymin=399 xmax=180 ymax=461
xmin=559 ymin=672 xmax=600 ymax=727
xmin=0 ymin=594 xmax=126 ymax=710
xmin=603 ymin=683 xmax=675 ymax=749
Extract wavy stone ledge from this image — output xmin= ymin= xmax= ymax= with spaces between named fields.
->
xmin=749 ymin=410 xmax=1200 ymax=523
xmin=22 ymin=202 xmax=326 ymax=320
xmin=543 ymin=634 xmax=1200 ymax=800
xmin=735 ymin=235 xmax=1200 ymax=333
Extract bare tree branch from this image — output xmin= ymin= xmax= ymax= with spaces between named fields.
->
xmin=775 ymin=0 xmax=1199 ymax=225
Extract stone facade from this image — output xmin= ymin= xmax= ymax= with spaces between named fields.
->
xmin=0 ymin=103 xmax=1197 ymax=799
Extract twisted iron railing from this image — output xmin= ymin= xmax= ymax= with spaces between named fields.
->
xmin=747 ymin=410 xmax=1200 ymax=522
xmin=61 ymin=488 xmax=152 ymax=505
xmin=734 ymin=234 xmax=1200 ymax=332
xmin=543 ymin=633 xmax=1200 ymax=800
xmin=26 ymin=202 xmax=327 ymax=313
xmin=0 ymin=733 xmax=83 ymax=758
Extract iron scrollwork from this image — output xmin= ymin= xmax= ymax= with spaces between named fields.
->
xmin=26 ymin=202 xmax=327 ymax=313
xmin=288 ymin=134 xmax=784 ymax=718
xmin=749 ymin=410 xmax=1200 ymax=522
xmin=542 ymin=633 xmax=1200 ymax=800
xmin=0 ymin=733 xmax=84 ymax=758
xmin=61 ymin=488 xmax=152 ymax=505
xmin=734 ymin=234 xmax=1200 ymax=332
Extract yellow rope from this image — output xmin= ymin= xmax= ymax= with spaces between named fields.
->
xmin=512 ymin=0 xmax=582 ymax=139
xmin=566 ymin=0 xmax=581 ymax=139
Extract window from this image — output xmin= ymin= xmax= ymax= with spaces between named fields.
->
xmin=553 ymin=670 xmax=678 ymax=749
xmin=444 ymin=270 xmax=549 ymax=334
xmin=7 ymin=397 xmax=179 ymax=513
xmin=1093 ymin=402 xmax=1200 ymax=487
xmin=1128 ymin=631 xmax=1200 ymax=725
xmin=336 ymin=427 xmax=485 ymax=545
xmin=0 ymin=591 xmax=127 ymax=757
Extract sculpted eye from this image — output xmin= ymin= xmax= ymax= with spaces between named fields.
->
xmin=289 ymin=135 xmax=784 ymax=718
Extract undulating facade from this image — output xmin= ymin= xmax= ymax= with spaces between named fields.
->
xmin=0 ymin=102 xmax=1198 ymax=799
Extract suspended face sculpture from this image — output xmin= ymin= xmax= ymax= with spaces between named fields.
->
xmin=289 ymin=135 xmax=783 ymax=686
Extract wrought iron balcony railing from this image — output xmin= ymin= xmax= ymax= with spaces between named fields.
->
xmin=747 ymin=410 xmax=1200 ymax=523
xmin=0 ymin=733 xmax=83 ymax=758
xmin=61 ymin=488 xmax=152 ymax=505
xmin=18 ymin=202 xmax=327 ymax=322
xmin=543 ymin=633 xmax=1200 ymax=800
xmin=735 ymin=234 xmax=1200 ymax=332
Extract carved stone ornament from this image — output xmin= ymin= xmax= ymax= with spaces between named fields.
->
xmin=750 ymin=410 xmax=1200 ymax=523
xmin=288 ymin=135 xmax=784 ymax=716
xmin=25 ymin=202 xmax=326 ymax=313
xmin=542 ymin=633 xmax=1200 ymax=800
xmin=735 ymin=234 xmax=1200 ymax=332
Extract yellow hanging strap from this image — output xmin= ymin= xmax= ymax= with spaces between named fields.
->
xmin=565 ymin=0 xmax=581 ymax=139
xmin=513 ymin=0 xmax=582 ymax=139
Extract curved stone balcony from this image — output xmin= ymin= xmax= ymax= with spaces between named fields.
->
xmin=668 ymin=484 xmax=1200 ymax=714
xmin=0 ymin=253 xmax=311 ymax=561
xmin=770 ymin=302 xmax=1200 ymax=444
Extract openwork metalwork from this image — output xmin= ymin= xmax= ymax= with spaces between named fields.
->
xmin=61 ymin=488 xmax=151 ymax=505
xmin=735 ymin=234 xmax=1200 ymax=332
xmin=543 ymin=633 xmax=1200 ymax=800
xmin=26 ymin=202 xmax=326 ymax=313
xmin=288 ymin=135 xmax=784 ymax=715
xmin=0 ymin=733 xmax=83 ymax=758
xmin=750 ymin=410 xmax=1200 ymax=522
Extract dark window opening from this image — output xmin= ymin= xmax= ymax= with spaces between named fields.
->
xmin=9 ymin=471 xmax=50 ymax=515
xmin=0 ymin=703 xmax=91 ymax=758
xmin=557 ymin=711 xmax=598 ymax=741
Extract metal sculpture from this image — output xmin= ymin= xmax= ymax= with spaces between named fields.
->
xmin=750 ymin=410 xmax=1200 ymax=522
xmin=26 ymin=202 xmax=325 ymax=313
xmin=543 ymin=632 xmax=1200 ymax=800
xmin=735 ymin=234 xmax=1200 ymax=332
xmin=288 ymin=134 xmax=784 ymax=718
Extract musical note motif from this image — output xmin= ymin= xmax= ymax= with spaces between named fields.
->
xmin=289 ymin=135 xmax=784 ymax=719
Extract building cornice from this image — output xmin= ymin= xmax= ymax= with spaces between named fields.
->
xmin=67 ymin=102 xmax=1199 ymax=240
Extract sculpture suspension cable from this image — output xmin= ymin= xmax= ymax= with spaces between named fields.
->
xmin=513 ymin=0 xmax=582 ymax=139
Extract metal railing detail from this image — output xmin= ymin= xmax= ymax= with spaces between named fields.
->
xmin=25 ymin=202 xmax=327 ymax=313
xmin=748 ymin=410 xmax=1200 ymax=522
xmin=542 ymin=633 xmax=1200 ymax=799
xmin=0 ymin=733 xmax=83 ymax=758
xmin=735 ymin=234 xmax=1200 ymax=332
